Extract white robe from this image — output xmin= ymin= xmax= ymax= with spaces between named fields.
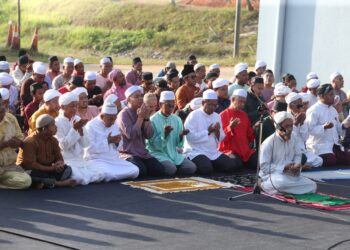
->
xmin=306 ymin=101 xmax=343 ymax=155
xmin=84 ymin=116 xmax=139 ymax=181
xmin=292 ymin=123 xmax=323 ymax=167
xmin=259 ymin=132 xmax=316 ymax=194
xmin=55 ymin=114 xmax=104 ymax=185
xmin=307 ymin=90 xmax=318 ymax=107
xmin=183 ymin=108 xmax=224 ymax=160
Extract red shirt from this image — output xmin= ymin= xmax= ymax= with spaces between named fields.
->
xmin=219 ymin=108 xmax=255 ymax=162
xmin=58 ymin=86 xmax=70 ymax=94
xmin=23 ymin=100 xmax=41 ymax=133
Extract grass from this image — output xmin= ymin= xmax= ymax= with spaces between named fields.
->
xmin=0 ymin=0 xmax=258 ymax=65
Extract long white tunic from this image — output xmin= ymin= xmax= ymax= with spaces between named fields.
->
xmin=292 ymin=122 xmax=323 ymax=167
xmin=307 ymin=90 xmax=318 ymax=107
xmin=55 ymin=114 xmax=104 ymax=185
xmin=306 ymin=101 xmax=343 ymax=155
xmin=259 ymin=132 xmax=316 ymax=194
xmin=183 ymin=108 xmax=224 ymax=160
xmin=84 ymin=116 xmax=139 ymax=181
xmin=12 ymin=68 xmax=32 ymax=88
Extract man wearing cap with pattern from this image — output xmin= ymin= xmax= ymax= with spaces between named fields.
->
xmin=117 ymin=86 xmax=165 ymax=177
xmin=104 ymin=69 xmax=132 ymax=101
xmin=28 ymin=89 xmax=61 ymax=135
xmin=0 ymin=73 xmax=18 ymax=113
xmin=85 ymin=102 xmax=139 ymax=181
xmin=84 ymin=71 xmax=103 ymax=107
xmin=12 ymin=55 xmax=32 ymax=88
xmin=55 ymin=92 xmax=104 ymax=185
xmin=72 ymin=87 xmax=99 ymax=121
xmin=52 ymin=57 xmax=74 ymax=90
xmin=0 ymin=95 xmax=31 ymax=189
xmin=96 ymin=57 xmax=113 ymax=94
xmin=184 ymin=89 xmax=240 ymax=174
xmin=259 ymin=111 xmax=316 ymax=195
xmin=20 ymin=61 xmax=48 ymax=108
xmin=306 ymin=84 xmax=350 ymax=166
xmin=212 ymin=78 xmax=230 ymax=114
xmin=126 ymin=57 xmax=142 ymax=86
xmin=146 ymin=91 xmax=196 ymax=175
xmin=228 ymin=63 xmax=249 ymax=97
xmin=286 ymin=92 xmax=323 ymax=168
xmin=23 ymin=82 xmax=44 ymax=133
xmin=17 ymin=114 xmax=76 ymax=188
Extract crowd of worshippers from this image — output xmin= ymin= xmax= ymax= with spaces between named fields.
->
xmin=1 ymin=50 xmax=350 ymax=194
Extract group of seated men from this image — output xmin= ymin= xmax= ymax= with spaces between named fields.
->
xmin=1 ymin=51 xmax=350 ymax=194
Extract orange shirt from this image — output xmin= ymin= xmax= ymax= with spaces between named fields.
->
xmin=175 ymin=84 xmax=199 ymax=110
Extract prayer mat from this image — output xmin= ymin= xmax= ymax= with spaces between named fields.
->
xmin=122 ymin=177 xmax=235 ymax=194
xmin=301 ymin=169 xmax=350 ymax=182
xmin=213 ymin=173 xmax=257 ymax=187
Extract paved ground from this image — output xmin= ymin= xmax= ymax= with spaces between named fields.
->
xmin=0 ymin=170 xmax=349 ymax=250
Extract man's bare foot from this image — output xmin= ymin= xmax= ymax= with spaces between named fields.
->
xmin=55 ymin=179 xmax=78 ymax=187
xmin=33 ymin=183 xmax=45 ymax=189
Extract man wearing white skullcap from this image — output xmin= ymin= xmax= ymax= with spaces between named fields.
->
xmin=306 ymin=79 xmax=320 ymax=107
xmin=267 ymin=84 xmax=291 ymax=112
xmin=193 ymin=63 xmax=207 ymax=91
xmin=0 ymin=95 xmax=31 ymax=190
xmin=55 ymin=92 xmax=104 ymax=185
xmin=0 ymin=73 xmax=18 ymax=113
xmin=219 ymin=88 xmax=257 ymax=169
xmin=286 ymin=93 xmax=323 ymax=168
xmin=73 ymin=59 xmax=84 ymax=77
xmin=0 ymin=88 xmax=9 ymax=111
xmin=20 ymin=61 xmax=48 ymax=108
xmin=330 ymin=71 xmax=349 ymax=117
xmin=306 ymin=72 xmax=318 ymax=81
xmin=212 ymin=78 xmax=230 ymax=113
xmin=228 ymin=62 xmax=249 ymax=97
xmin=183 ymin=89 xmax=239 ymax=174
xmin=254 ymin=60 xmax=267 ymax=76
xmin=146 ymin=91 xmax=197 ymax=175
xmin=28 ymin=89 xmax=61 ymax=135
xmin=85 ymin=103 xmax=139 ymax=181
xmin=209 ymin=64 xmax=220 ymax=77
xmin=52 ymin=58 xmax=74 ymax=90
xmin=117 ymin=84 xmax=165 ymax=177
xmin=72 ymin=87 xmax=100 ymax=121
xmin=83 ymin=71 xmax=103 ymax=107
xmin=96 ymin=58 xmax=113 ymax=94
xmin=0 ymin=61 xmax=10 ymax=73
xmin=259 ymin=111 xmax=317 ymax=194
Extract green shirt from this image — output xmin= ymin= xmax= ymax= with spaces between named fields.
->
xmin=146 ymin=111 xmax=185 ymax=165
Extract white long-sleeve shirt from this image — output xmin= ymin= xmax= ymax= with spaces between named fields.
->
xmin=292 ymin=123 xmax=308 ymax=152
xmin=306 ymin=101 xmax=343 ymax=155
xmin=12 ymin=68 xmax=32 ymax=88
xmin=183 ymin=108 xmax=224 ymax=160
xmin=307 ymin=90 xmax=318 ymax=107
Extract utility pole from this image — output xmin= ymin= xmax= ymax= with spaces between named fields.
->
xmin=170 ymin=0 xmax=176 ymax=6
xmin=18 ymin=0 xmax=21 ymax=49
xmin=233 ymin=0 xmax=241 ymax=58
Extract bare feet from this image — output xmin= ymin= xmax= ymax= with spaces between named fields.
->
xmin=55 ymin=179 xmax=78 ymax=187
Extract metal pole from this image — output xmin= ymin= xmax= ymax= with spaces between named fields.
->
xmin=233 ymin=0 xmax=241 ymax=58
xmin=18 ymin=0 xmax=21 ymax=49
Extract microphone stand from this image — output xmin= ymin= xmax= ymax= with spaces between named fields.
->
xmin=228 ymin=91 xmax=278 ymax=200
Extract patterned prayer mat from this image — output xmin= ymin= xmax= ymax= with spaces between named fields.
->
xmin=122 ymin=177 xmax=235 ymax=194
xmin=213 ymin=173 xmax=257 ymax=187
xmin=301 ymin=169 xmax=350 ymax=182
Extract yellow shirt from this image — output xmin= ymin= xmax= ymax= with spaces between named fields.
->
xmin=28 ymin=106 xmax=58 ymax=135
xmin=0 ymin=113 xmax=24 ymax=167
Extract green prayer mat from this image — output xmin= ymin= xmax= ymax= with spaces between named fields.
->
xmin=291 ymin=193 xmax=350 ymax=206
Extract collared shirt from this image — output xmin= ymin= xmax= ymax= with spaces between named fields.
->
xmin=12 ymin=68 xmax=32 ymax=88
xmin=175 ymin=84 xmax=199 ymax=110
xmin=28 ymin=106 xmax=59 ymax=135
xmin=125 ymin=70 xmax=141 ymax=86
xmin=20 ymin=78 xmax=48 ymax=108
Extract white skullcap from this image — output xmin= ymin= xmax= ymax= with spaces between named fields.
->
xmin=0 ymin=88 xmax=10 ymax=100
xmin=101 ymin=104 xmax=118 ymax=115
xmin=84 ymin=71 xmax=97 ymax=81
xmin=299 ymin=93 xmax=311 ymax=103
xmin=209 ymin=64 xmax=220 ymax=70
xmin=63 ymin=57 xmax=74 ymax=64
xmin=285 ymin=92 xmax=302 ymax=104
xmin=166 ymin=61 xmax=176 ymax=69
xmin=306 ymin=72 xmax=318 ymax=81
xmin=43 ymin=89 xmax=61 ymax=102
xmin=203 ymin=89 xmax=218 ymax=100
xmin=194 ymin=63 xmax=205 ymax=71
xmin=105 ymin=94 xmax=119 ymax=105
xmin=59 ymin=92 xmax=79 ymax=106
xmin=234 ymin=63 xmax=248 ymax=76
xmin=232 ymin=89 xmax=247 ymax=98
xmin=0 ymin=72 xmax=14 ymax=86
xmin=190 ymin=97 xmax=202 ymax=110
xmin=100 ymin=57 xmax=111 ymax=65
xmin=0 ymin=61 xmax=10 ymax=70
xmin=32 ymin=62 xmax=46 ymax=75
xmin=125 ymin=85 xmax=143 ymax=99
xmin=212 ymin=78 xmax=229 ymax=89
xmin=74 ymin=59 xmax=82 ymax=66
xmin=274 ymin=111 xmax=294 ymax=124
xmin=306 ymin=79 xmax=320 ymax=89
xmin=254 ymin=60 xmax=267 ymax=70
xmin=274 ymin=85 xmax=291 ymax=96
xmin=274 ymin=82 xmax=284 ymax=88
xmin=159 ymin=91 xmax=175 ymax=102
xmin=330 ymin=71 xmax=342 ymax=82
xmin=72 ymin=87 xmax=88 ymax=97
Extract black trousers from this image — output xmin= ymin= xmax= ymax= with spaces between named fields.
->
xmin=126 ymin=156 xmax=165 ymax=177
xmin=192 ymin=154 xmax=242 ymax=175
xmin=30 ymin=164 xmax=72 ymax=188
